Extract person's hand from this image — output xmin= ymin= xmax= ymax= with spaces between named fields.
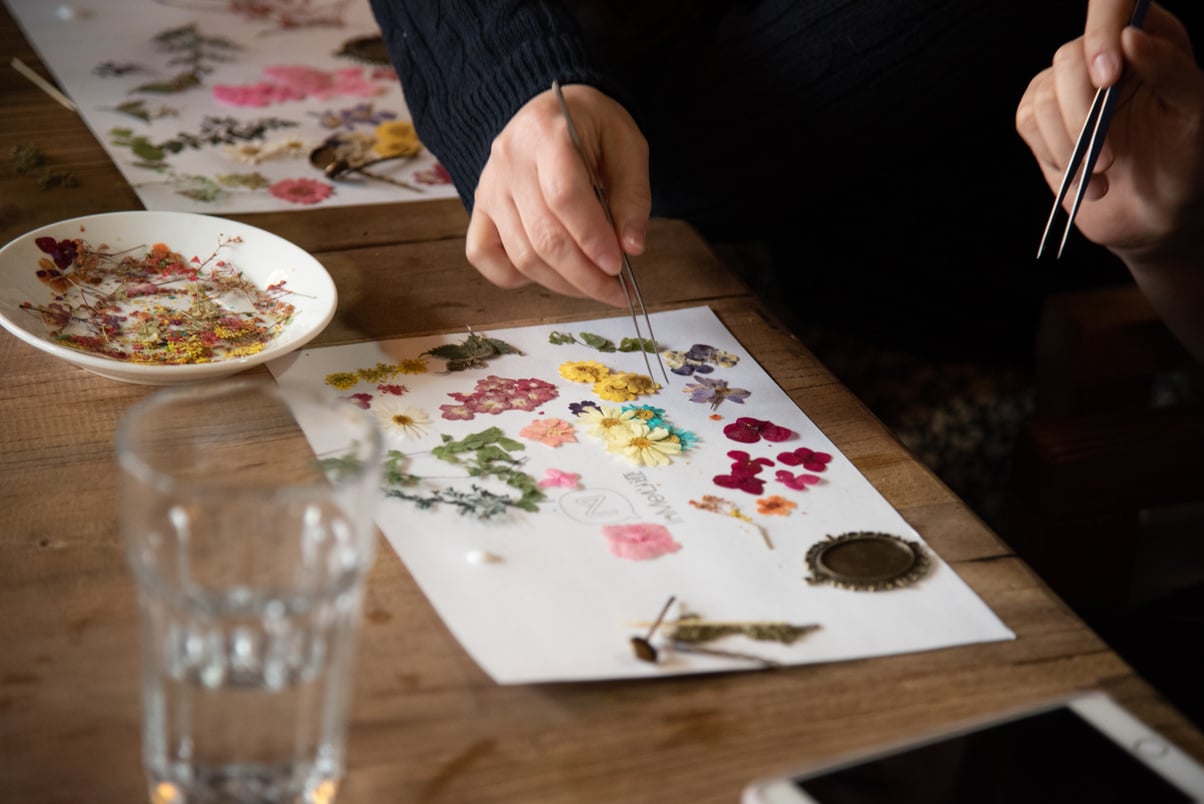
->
xmin=465 ymin=84 xmax=651 ymax=307
xmin=1016 ymin=3 xmax=1204 ymax=261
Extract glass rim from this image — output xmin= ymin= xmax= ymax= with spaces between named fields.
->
xmin=115 ymin=377 xmax=382 ymax=498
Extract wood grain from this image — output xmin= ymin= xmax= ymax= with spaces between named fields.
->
xmin=2 ymin=4 xmax=1201 ymax=802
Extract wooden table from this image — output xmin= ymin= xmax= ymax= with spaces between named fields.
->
xmin=3 ymin=6 xmax=1202 ymax=802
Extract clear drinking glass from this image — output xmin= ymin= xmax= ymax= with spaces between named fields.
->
xmin=116 ymin=380 xmax=382 ymax=804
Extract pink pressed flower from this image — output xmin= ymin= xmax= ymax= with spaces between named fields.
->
xmin=212 ymin=82 xmax=277 ymax=107
xmin=723 ymin=417 xmax=794 ymax=444
xmin=776 ymin=470 xmax=821 ymax=490
xmin=519 ymin=417 xmax=577 ymax=447
xmin=602 ymin=523 xmax=682 ymax=561
xmin=439 ymin=402 xmax=476 ymax=420
xmin=778 ymin=447 xmax=832 ymax=472
xmin=343 ymin=393 xmax=372 ymax=409
xmin=331 ymin=67 xmax=384 ymax=98
xmin=269 ymin=177 xmax=334 ymax=205
xmin=377 ymin=383 xmax=408 ymax=396
xmin=539 ymin=468 xmax=580 ymax=489
xmin=263 ymin=65 xmax=336 ymax=97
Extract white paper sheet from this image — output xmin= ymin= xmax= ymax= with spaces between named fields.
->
xmin=268 ymin=306 xmax=1014 ymax=683
xmin=5 ymin=0 xmax=457 ymax=213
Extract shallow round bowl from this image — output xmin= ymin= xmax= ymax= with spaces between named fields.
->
xmin=0 ymin=211 xmax=336 ymax=385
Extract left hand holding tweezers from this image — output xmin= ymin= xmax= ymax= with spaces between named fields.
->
xmin=1037 ymin=0 xmax=1152 ymax=259
xmin=552 ymin=80 xmax=670 ymax=385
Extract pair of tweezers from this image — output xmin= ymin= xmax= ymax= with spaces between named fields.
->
xmin=552 ymin=80 xmax=670 ymax=384
xmin=1037 ymin=0 xmax=1151 ymax=259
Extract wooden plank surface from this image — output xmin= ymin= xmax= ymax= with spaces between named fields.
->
xmin=2 ymin=4 xmax=1202 ymax=802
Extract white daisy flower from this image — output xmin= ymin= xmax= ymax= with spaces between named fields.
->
xmin=373 ymin=399 xmax=430 ymax=440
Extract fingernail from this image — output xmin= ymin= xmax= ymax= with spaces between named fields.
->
xmin=1091 ymin=52 xmax=1120 ymax=87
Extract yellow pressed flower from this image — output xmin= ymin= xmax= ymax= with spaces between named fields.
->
xmin=396 ymin=357 xmax=429 ymax=374
xmin=593 ymin=371 xmax=660 ymax=402
xmin=373 ymin=121 xmax=423 ymax=158
xmin=226 ymin=343 xmax=266 ymax=358
xmin=325 ymin=371 xmax=359 ymax=390
xmin=559 ymin=360 xmax=612 ymax=383
xmin=357 ymin=362 xmax=400 ymax=384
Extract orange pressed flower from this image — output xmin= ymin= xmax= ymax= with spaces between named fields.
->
xmin=756 ymin=495 xmax=796 ymax=516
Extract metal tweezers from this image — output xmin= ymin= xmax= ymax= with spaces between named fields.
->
xmin=1037 ymin=0 xmax=1151 ymax=259
xmin=552 ymin=80 xmax=670 ymax=385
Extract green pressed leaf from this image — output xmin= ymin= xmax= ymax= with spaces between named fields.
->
xmin=131 ymin=140 xmax=166 ymax=161
xmin=579 ymin=332 xmax=615 ymax=352
xmin=484 ymin=336 xmax=523 ymax=355
xmin=134 ymin=71 xmax=202 ymax=94
xmin=548 ymin=331 xmax=578 ymax=345
xmin=619 ymin=337 xmax=658 ymax=353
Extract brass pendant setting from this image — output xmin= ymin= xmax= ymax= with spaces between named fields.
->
xmin=805 ymin=531 xmax=930 ymax=591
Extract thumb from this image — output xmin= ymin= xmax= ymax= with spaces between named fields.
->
xmin=1122 ymin=26 xmax=1204 ymax=108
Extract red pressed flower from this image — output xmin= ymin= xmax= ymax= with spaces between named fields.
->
xmin=726 ymin=449 xmax=774 ymax=476
xmin=713 ymin=472 xmax=767 ymax=495
xmin=778 ymin=447 xmax=832 ymax=472
xmin=723 ymin=416 xmax=794 ymax=444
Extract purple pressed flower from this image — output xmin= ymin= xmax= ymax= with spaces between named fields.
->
xmin=569 ymin=399 xmax=601 ymax=416
xmin=35 ymin=237 xmax=78 ymax=270
xmin=683 ymin=376 xmax=750 ymax=410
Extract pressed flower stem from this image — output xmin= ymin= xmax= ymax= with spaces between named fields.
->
xmin=668 ymin=641 xmax=780 ymax=669
xmin=630 ymin=595 xmax=676 ymax=663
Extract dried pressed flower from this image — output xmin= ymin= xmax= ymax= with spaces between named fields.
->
xmin=373 ymin=399 xmax=430 ymax=439
xmin=373 ymin=120 xmax=423 ymax=158
xmin=518 ymin=417 xmax=577 ymax=447
xmin=559 ymin=359 xmax=612 ymax=383
xmin=20 ymin=235 xmax=295 ymax=365
xmin=755 ymin=495 xmax=796 ymax=516
xmin=605 ymin=422 xmax=681 ymax=467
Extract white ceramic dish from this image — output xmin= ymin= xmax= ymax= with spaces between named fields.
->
xmin=0 ymin=211 xmax=336 ymax=385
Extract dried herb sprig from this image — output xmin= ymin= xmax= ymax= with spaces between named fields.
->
xmin=377 ymin=429 xmax=546 ymax=519
xmin=134 ymin=24 xmax=240 ymax=94
xmin=10 ymin=144 xmax=78 ymax=190
xmin=423 ymin=328 xmax=523 ymax=371
xmin=668 ymin=615 xmax=821 ymax=646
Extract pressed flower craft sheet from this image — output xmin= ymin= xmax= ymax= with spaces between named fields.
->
xmin=5 ymin=0 xmax=457 ymax=212
xmin=267 ymin=306 xmax=1014 ymax=684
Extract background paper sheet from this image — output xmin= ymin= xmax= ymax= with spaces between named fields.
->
xmin=5 ymin=0 xmax=457 ymax=213
xmin=268 ymin=306 xmax=1014 ymax=683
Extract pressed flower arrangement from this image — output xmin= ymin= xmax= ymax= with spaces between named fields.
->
xmin=19 ymin=234 xmax=297 ymax=364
